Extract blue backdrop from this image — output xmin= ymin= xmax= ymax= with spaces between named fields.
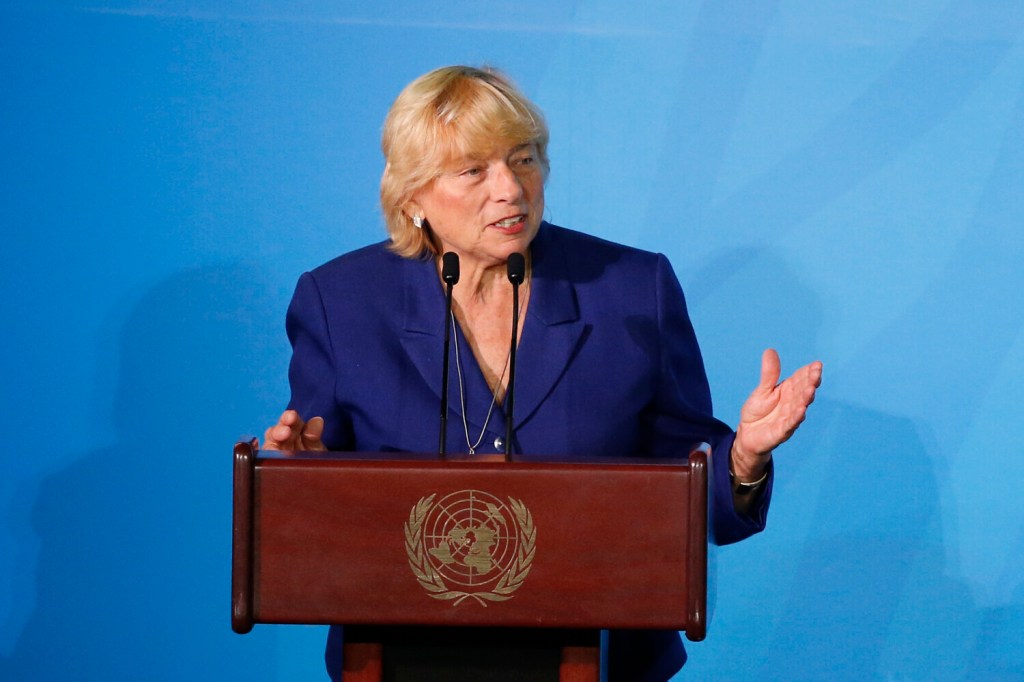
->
xmin=3 ymin=2 xmax=1022 ymax=679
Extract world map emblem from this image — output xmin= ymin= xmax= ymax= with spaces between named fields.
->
xmin=405 ymin=490 xmax=536 ymax=605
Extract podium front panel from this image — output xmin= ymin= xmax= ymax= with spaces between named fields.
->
xmin=235 ymin=449 xmax=706 ymax=635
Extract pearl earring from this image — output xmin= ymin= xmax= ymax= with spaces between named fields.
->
xmin=412 ymin=215 xmax=423 ymax=229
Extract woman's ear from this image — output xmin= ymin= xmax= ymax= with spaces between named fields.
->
xmin=403 ymin=201 xmax=423 ymax=221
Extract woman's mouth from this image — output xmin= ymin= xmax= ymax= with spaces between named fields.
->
xmin=491 ymin=215 xmax=526 ymax=232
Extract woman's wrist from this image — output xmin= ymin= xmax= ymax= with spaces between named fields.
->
xmin=729 ymin=437 xmax=772 ymax=483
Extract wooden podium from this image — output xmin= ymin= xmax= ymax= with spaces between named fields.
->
xmin=231 ymin=441 xmax=708 ymax=681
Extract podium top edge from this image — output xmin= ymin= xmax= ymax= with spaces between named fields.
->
xmin=250 ymin=448 xmax=705 ymax=469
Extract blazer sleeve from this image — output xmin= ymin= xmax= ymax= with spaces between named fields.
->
xmin=285 ymin=271 xmax=355 ymax=451
xmin=650 ymin=253 xmax=771 ymax=545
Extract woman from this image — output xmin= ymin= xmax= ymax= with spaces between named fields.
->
xmin=263 ymin=65 xmax=822 ymax=681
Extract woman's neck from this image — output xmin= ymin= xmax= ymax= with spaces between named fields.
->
xmin=440 ymin=252 xmax=531 ymax=400
xmin=440 ymin=250 xmax=530 ymax=307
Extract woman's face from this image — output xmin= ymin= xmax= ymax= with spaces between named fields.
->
xmin=410 ymin=142 xmax=545 ymax=269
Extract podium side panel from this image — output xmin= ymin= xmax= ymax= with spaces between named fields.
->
xmin=231 ymin=441 xmax=256 ymax=634
xmin=685 ymin=450 xmax=707 ymax=641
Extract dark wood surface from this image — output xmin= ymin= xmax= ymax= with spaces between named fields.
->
xmin=231 ymin=443 xmax=708 ymax=641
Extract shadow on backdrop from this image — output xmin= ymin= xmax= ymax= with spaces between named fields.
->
xmin=0 ymin=264 xmax=289 ymax=681
xmin=683 ymin=248 xmax=977 ymax=679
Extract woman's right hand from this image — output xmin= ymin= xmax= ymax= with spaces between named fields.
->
xmin=261 ymin=409 xmax=326 ymax=451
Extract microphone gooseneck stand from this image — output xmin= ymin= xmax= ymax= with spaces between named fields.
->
xmin=504 ymin=252 xmax=526 ymax=461
xmin=438 ymin=251 xmax=460 ymax=457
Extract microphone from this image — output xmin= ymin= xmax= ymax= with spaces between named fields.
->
xmin=439 ymin=252 xmax=460 ymax=457
xmin=504 ymin=252 xmax=526 ymax=460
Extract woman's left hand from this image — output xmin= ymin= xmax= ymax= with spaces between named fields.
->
xmin=731 ymin=349 xmax=823 ymax=481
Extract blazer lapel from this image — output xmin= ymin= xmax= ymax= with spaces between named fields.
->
xmin=512 ymin=226 xmax=586 ymax=428
xmin=399 ymin=257 xmax=447 ymax=404
xmin=398 ymin=256 xmax=492 ymax=434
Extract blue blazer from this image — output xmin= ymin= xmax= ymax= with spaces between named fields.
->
xmin=285 ymin=222 xmax=771 ymax=681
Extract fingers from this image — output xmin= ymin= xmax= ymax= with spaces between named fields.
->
xmin=773 ymin=355 xmax=824 ymax=392
xmin=302 ymin=416 xmax=326 ymax=451
xmin=261 ymin=410 xmax=325 ymax=451
xmin=261 ymin=412 xmax=292 ymax=450
xmin=736 ymin=353 xmax=822 ymax=457
xmin=793 ymin=360 xmax=824 ymax=405
xmin=806 ymin=362 xmax=823 ymax=405
xmin=274 ymin=409 xmax=303 ymax=444
xmin=261 ymin=424 xmax=281 ymax=450
xmin=759 ymin=348 xmax=782 ymax=391
xmin=809 ymin=360 xmax=824 ymax=387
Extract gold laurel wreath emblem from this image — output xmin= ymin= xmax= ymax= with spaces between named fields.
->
xmin=404 ymin=493 xmax=536 ymax=606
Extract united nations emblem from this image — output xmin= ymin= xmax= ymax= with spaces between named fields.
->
xmin=404 ymin=490 xmax=536 ymax=605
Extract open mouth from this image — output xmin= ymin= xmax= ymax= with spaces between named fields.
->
xmin=491 ymin=215 xmax=526 ymax=230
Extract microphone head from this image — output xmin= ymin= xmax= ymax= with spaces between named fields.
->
xmin=506 ymin=252 xmax=526 ymax=284
xmin=441 ymin=251 xmax=460 ymax=284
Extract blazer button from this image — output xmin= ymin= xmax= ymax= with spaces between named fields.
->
xmin=493 ymin=436 xmax=504 ymax=451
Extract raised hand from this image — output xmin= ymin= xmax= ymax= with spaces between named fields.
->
xmin=731 ymin=349 xmax=823 ymax=481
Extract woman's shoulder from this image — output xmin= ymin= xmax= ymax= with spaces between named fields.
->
xmin=287 ymin=241 xmax=431 ymax=309
xmin=536 ymin=222 xmax=668 ymax=283
xmin=540 ymin=222 xmax=656 ymax=257
xmin=308 ymin=240 xmax=408 ymax=281
xmin=301 ymin=240 xmax=439 ymax=297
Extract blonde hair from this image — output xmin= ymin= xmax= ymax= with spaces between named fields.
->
xmin=380 ymin=66 xmax=549 ymax=258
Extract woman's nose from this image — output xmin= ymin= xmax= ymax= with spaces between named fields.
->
xmin=490 ymin=162 xmax=524 ymax=201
